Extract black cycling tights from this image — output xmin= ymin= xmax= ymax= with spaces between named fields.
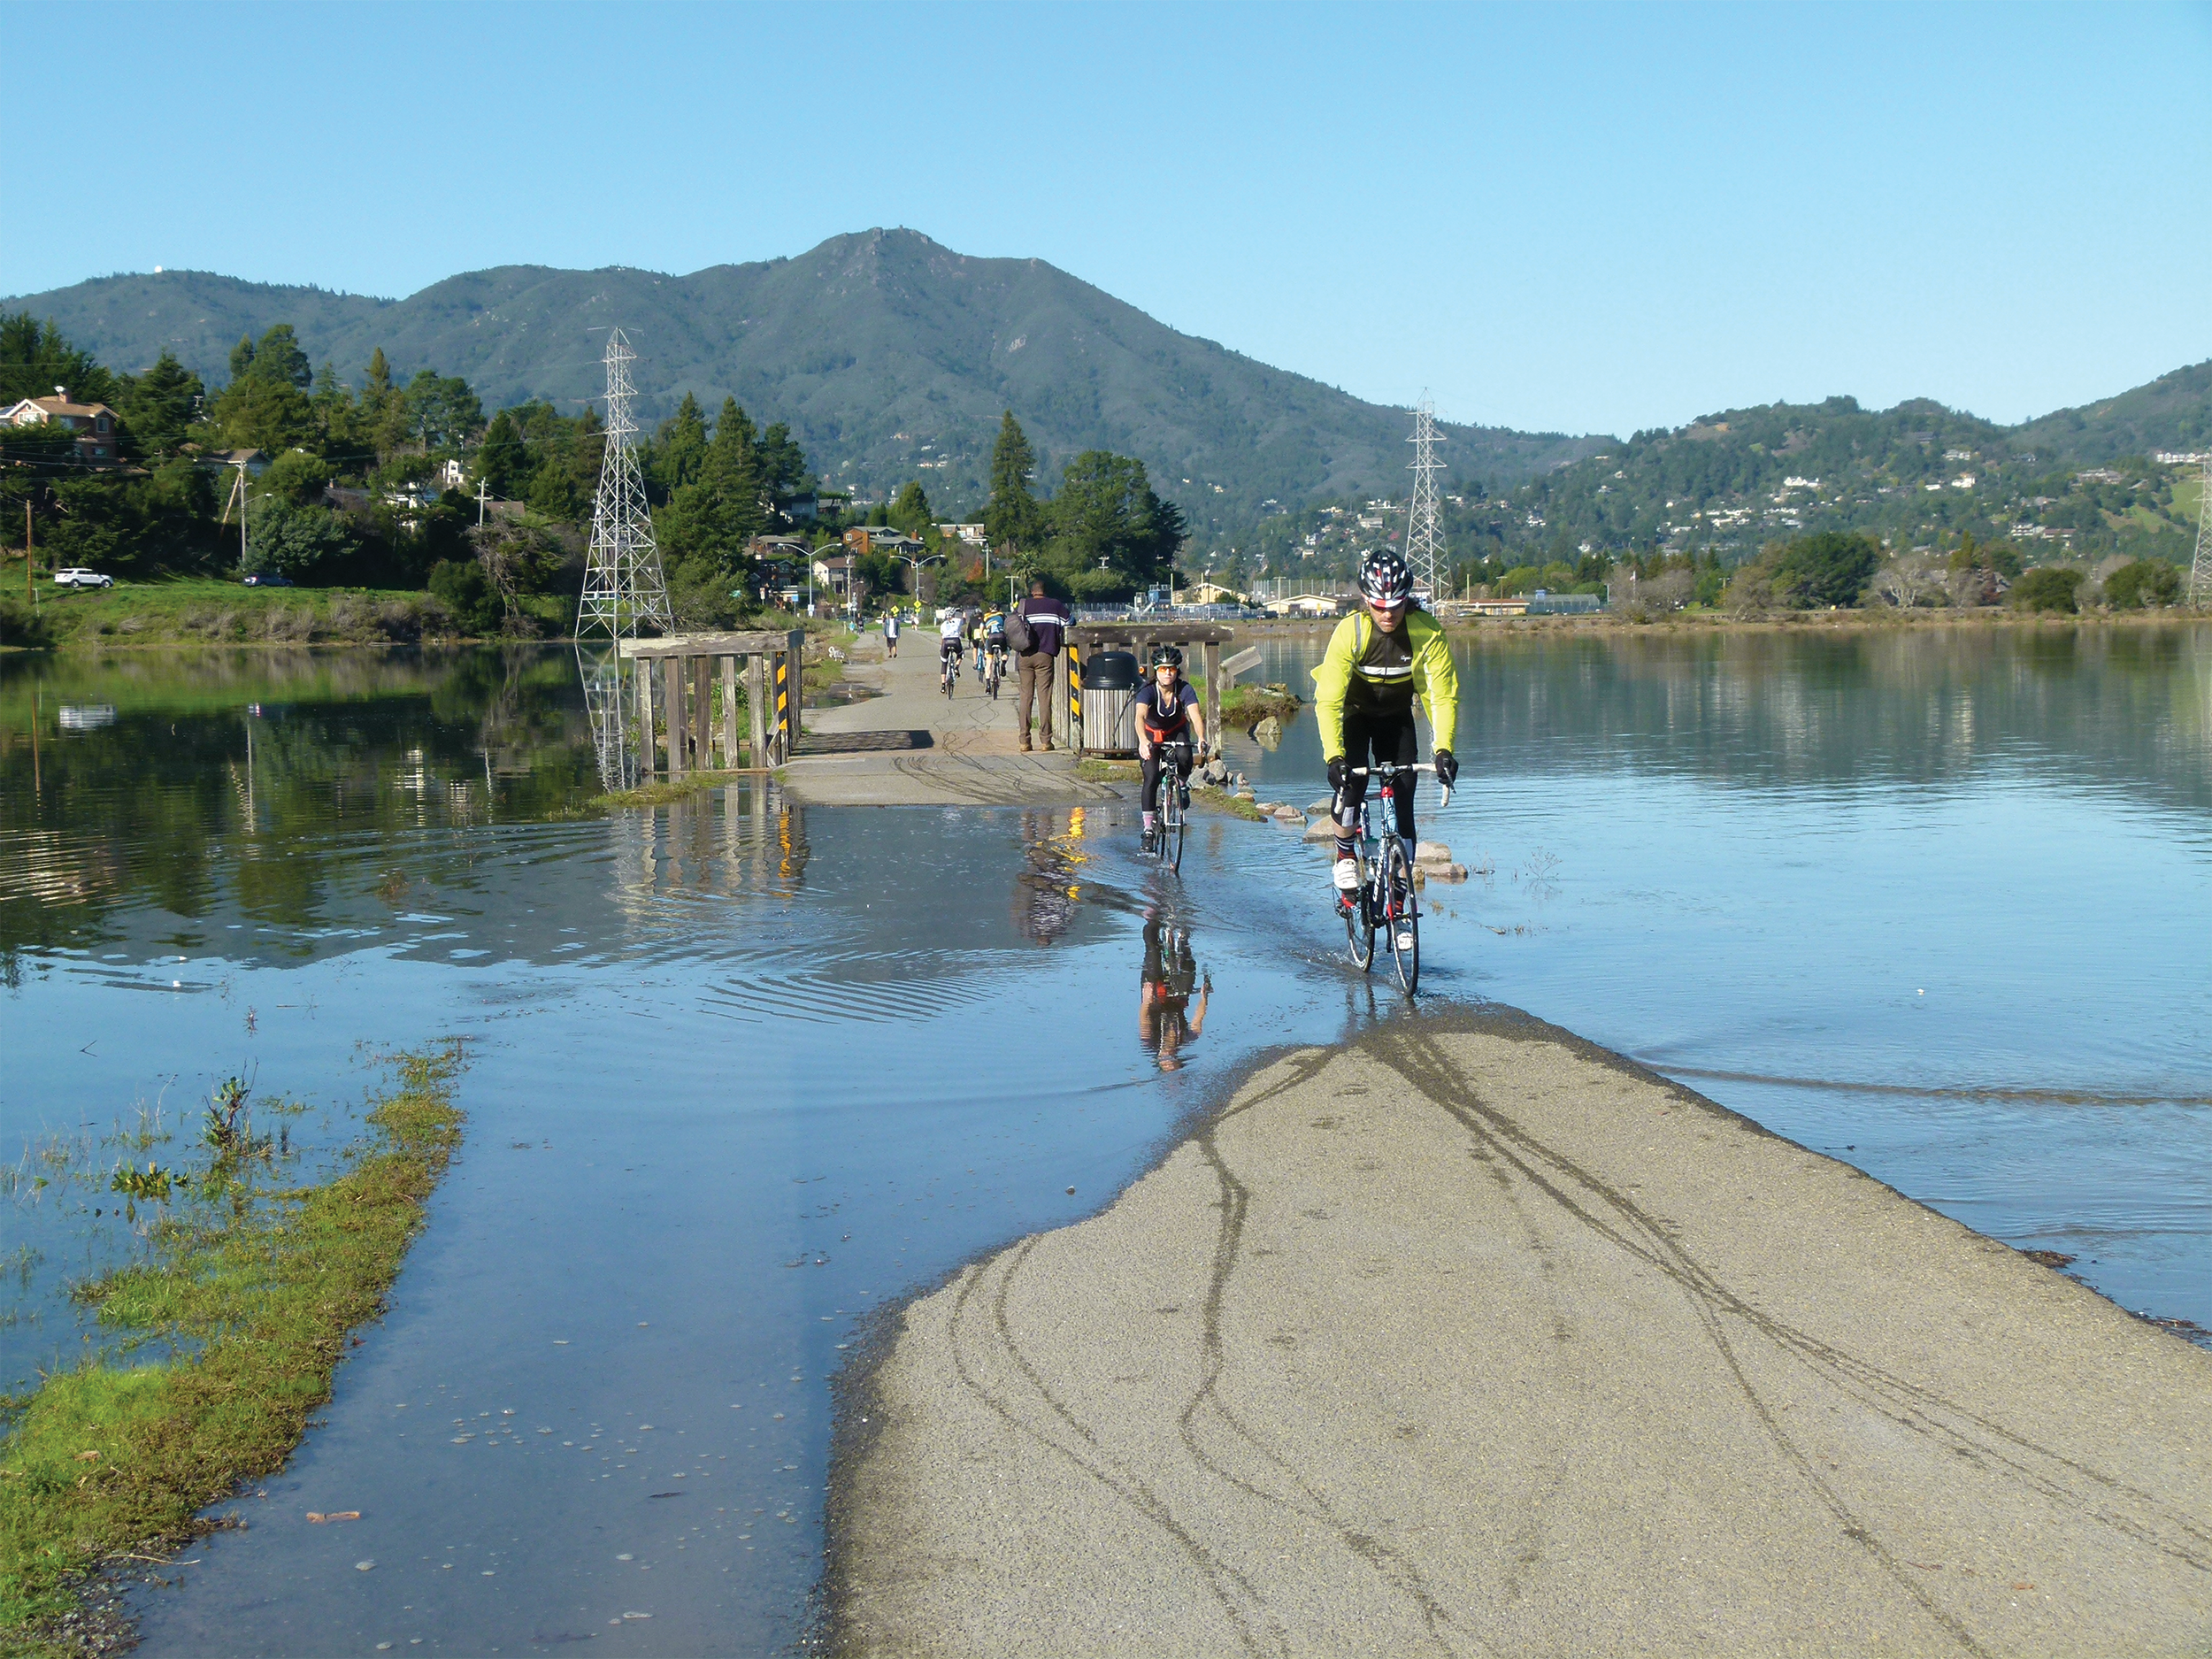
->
xmin=1141 ymin=744 xmax=1194 ymax=811
xmin=1333 ymin=708 xmax=1419 ymax=839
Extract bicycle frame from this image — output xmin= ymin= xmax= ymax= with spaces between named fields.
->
xmin=1338 ymin=762 xmax=1451 ymax=991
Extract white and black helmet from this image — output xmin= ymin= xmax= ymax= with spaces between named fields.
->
xmin=1358 ymin=549 xmax=1414 ymax=605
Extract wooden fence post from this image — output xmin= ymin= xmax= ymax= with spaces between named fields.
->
xmin=634 ymin=652 xmax=656 ymax=780
xmin=664 ymin=656 xmax=687 ymax=778
xmin=748 ymin=655 xmax=768 ymax=764
xmin=721 ymin=656 xmax=739 ymax=767
xmin=1200 ymin=640 xmax=1222 ymax=755
xmin=786 ymin=629 xmax=806 ymax=746
xmin=693 ymin=656 xmax=712 ymax=769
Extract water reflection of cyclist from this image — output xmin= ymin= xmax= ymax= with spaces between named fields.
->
xmin=1139 ymin=915 xmax=1210 ymax=1071
xmin=1134 ymin=646 xmax=1206 ymax=853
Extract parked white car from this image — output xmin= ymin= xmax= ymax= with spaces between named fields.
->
xmin=52 ymin=568 xmax=113 ymax=589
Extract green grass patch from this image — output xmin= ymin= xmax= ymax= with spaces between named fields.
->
xmin=0 ymin=1048 xmax=467 ymax=1647
xmin=1217 ymin=682 xmax=1303 ymax=731
xmin=2172 ymin=472 xmax=2204 ymax=527
xmin=1194 ymin=790 xmax=1269 ymax=821
xmin=0 ymin=567 xmax=567 ymax=650
xmin=588 ymin=770 xmax=757 ymax=809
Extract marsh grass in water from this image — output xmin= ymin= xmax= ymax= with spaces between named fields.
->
xmin=588 ymin=770 xmax=758 ymax=810
xmin=0 ymin=1045 xmax=466 ymax=1649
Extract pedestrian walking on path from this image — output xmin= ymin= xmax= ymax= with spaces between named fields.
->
xmin=1013 ymin=579 xmax=1070 ymax=752
xmin=882 ymin=610 xmax=899 ymax=659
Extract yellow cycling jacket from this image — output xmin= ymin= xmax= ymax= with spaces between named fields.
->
xmin=1310 ymin=605 xmax=1460 ymax=761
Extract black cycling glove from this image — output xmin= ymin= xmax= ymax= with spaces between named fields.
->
xmin=1433 ymin=749 xmax=1460 ymax=789
xmin=1326 ymin=756 xmax=1349 ymax=794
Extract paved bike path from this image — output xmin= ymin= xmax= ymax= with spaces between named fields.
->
xmin=830 ymin=1007 xmax=2212 ymax=1656
xmin=787 ymin=634 xmax=1125 ymax=807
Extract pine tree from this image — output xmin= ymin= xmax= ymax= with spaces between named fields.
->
xmin=985 ymin=411 xmax=1043 ymax=556
xmin=652 ymin=392 xmax=709 ymax=495
xmin=478 ymin=409 xmax=527 ymax=498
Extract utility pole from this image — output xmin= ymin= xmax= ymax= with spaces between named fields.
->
xmin=1404 ymin=396 xmax=1447 ymax=601
xmin=577 ymin=327 xmax=672 ymax=642
xmin=24 ymin=501 xmax=32 ymax=606
xmin=2192 ymin=452 xmax=2212 ymax=607
xmin=477 ymin=478 xmax=488 ymax=526
xmin=221 ymin=463 xmax=250 ymax=569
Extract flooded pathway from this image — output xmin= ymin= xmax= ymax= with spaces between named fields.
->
xmin=4 ymin=629 xmax=2210 ymax=1653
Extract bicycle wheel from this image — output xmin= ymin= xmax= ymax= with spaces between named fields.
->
xmin=1343 ymin=853 xmax=1374 ymax=969
xmin=1384 ymin=839 xmax=1419 ymax=994
xmin=1166 ymin=796 xmax=1186 ymax=873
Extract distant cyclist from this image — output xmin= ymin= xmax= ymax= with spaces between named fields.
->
xmin=979 ymin=605 xmax=1009 ymax=682
xmin=1134 ymin=645 xmax=1207 ymax=851
xmin=1313 ymin=549 xmax=1460 ymax=908
xmin=938 ymin=608 xmax=965 ymax=683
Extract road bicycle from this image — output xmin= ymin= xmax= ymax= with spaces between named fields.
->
xmin=1143 ymin=740 xmax=1194 ymax=873
xmin=1336 ymin=760 xmax=1450 ymax=994
xmin=983 ymin=645 xmax=1005 ymax=700
xmin=941 ymin=644 xmax=960 ymax=699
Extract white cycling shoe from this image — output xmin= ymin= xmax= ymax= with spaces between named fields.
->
xmin=1332 ymin=856 xmax=1360 ymax=891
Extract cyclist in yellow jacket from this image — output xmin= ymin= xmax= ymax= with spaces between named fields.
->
xmin=1312 ymin=549 xmax=1460 ymax=906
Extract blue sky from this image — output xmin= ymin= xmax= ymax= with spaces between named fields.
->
xmin=7 ymin=1 xmax=2207 ymax=438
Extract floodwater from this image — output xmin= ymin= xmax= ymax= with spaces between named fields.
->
xmin=1230 ymin=622 xmax=2212 ymax=1330
xmin=2 ymin=626 xmax=2209 ymax=1653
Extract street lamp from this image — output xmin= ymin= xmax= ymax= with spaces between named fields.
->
xmin=892 ymin=549 xmax=944 ymax=621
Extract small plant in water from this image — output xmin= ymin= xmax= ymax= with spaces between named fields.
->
xmin=109 ymin=1161 xmax=176 ymax=1221
xmin=204 ymin=1076 xmax=255 ymax=1156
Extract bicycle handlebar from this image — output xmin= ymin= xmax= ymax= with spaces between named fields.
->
xmin=1345 ymin=762 xmax=1453 ymax=808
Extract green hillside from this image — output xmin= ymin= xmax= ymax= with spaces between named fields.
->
xmin=2 ymin=230 xmax=1601 ymax=557
xmin=2011 ymin=359 xmax=2212 ymax=466
xmin=1460 ymin=393 xmax=2202 ymax=574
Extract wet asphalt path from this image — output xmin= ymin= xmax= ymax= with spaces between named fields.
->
xmin=834 ymin=1008 xmax=2212 ymax=1657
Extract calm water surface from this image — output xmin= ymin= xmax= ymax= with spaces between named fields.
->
xmin=2 ymin=627 xmax=2208 ymax=1653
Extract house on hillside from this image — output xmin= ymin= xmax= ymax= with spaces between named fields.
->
xmin=3 ymin=393 xmax=123 ymax=466
xmin=841 ymin=526 xmax=926 ymax=558
xmin=811 ymin=553 xmax=860 ymax=602
xmin=933 ymin=523 xmax=987 ymax=549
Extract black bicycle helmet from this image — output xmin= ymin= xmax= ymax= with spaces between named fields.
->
xmin=1358 ymin=549 xmax=1414 ymax=605
xmin=1148 ymin=644 xmax=1184 ymax=671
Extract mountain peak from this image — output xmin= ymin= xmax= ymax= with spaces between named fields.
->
xmin=1 ymin=235 xmax=1604 ymax=546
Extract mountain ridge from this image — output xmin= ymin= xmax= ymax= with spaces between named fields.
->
xmin=1 ymin=230 xmax=1603 ymax=552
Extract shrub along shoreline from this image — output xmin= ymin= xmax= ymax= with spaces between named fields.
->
xmin=0 ymin=1048 xmax=467 ymax=1653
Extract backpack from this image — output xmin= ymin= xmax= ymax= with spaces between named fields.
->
xmin=1006 ymin=603 xmax=1036 ymax=655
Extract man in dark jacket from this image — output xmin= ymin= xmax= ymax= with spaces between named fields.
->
xmin=1015 ymin=578 xmax=1071 ymax=752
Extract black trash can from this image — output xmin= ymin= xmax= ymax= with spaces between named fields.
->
xmin=1079 ymin=650 xmax=1141 ymax=757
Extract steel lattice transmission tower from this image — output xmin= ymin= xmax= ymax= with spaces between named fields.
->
xmin=2192 ymin=452 xmax=2212 ymax=607
xmin=578 ymin=328 xmax=671 ymax=641
xmin=1404 ymin=397 xmax=1447 ymax=599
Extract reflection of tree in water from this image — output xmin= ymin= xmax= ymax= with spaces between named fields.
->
xmin=0 ymin=646 xmax=598 ymax=956
xmin=1412 ymin=626 xmax=2212 ymax=816
xmin=1139 ymin=912 xmax=1209 ymax=1071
